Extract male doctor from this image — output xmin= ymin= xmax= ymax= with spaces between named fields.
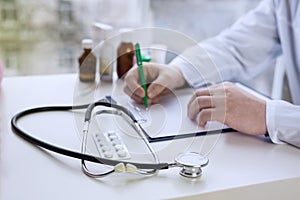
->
xmin=124 ymin=0 xmax=300 ymax=148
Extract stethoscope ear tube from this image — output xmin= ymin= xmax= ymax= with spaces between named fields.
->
xmin=84 ymin=100 xmax=138 ymax=122
xmin=10 ymin=103 xmax=170 ymax=170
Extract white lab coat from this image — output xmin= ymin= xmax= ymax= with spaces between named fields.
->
xmin=170 ymin=0 xmax=300 ymax=147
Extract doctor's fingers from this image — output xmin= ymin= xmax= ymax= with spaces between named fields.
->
xmin=187 ymin=89 xmax=211 ymax=110
xmin=123 ymin=85 xmax=160 ymax=105
xmin=196 ymin=107 xmax=226 ymax=127
xmin=147 ymin=76 xmax=172 ymax=99
xmin=124 ymin=67 xmax=145 ymax=98
xmin=124 ymin=85 xmax=143 ymax=103
xmin=188 ymin=96 xmax=224 ymax=120
xmin=187 ymin=85 xmax=226 ymax=109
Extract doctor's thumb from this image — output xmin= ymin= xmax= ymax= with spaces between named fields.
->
xmin=147 ymin=82 xmax=166 ymax=99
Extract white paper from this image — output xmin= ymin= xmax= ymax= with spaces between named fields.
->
xmin=114 ymin=88 xmax=227 ymax=139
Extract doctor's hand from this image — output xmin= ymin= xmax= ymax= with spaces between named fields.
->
xmin=123 ymin=63 xmax=186 ymax=105
xmin=188 ymin=82 xmax=267 ymax=135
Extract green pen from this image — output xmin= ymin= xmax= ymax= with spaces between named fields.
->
xmin=135 ymin=43 xmax=148 ymax=108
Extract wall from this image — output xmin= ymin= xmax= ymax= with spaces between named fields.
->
xmin=0 ymin=0 xmax=273 ymax=95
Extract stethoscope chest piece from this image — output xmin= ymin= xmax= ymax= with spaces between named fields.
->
xmin=174 ymin=152 xmax=209 ymax=178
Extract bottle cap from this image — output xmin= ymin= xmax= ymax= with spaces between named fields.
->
xmin=93 ymin=22 xmax=113 ymax=31
xmin=82 ymin=39 xmax=93 ymax=49
xmin=93 ymin=22 xmax=114 ymax=40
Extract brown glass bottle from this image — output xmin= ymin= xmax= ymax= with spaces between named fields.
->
xmin=78 ymin=39 xmax=96 ymax=82
xmin=117 ymin=42 xmax=134 ymax=79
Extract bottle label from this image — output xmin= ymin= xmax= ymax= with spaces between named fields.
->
xmin=79 ymin=54 xmax=96 ymax=82
xmin=100 ymin=59 xmax=111 ymax=75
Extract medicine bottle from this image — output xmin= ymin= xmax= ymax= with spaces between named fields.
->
xmin=0 ymin=60 xmax=3 ymax=84
xmin=96 ymin=23 xmax=114 ymax=82
xmin=117 ymin=29 xmax=134 ymax=79
xmin=78 ymin=39 xmax=96 ymax=82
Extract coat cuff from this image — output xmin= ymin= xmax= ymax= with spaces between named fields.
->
xmin=266 ymin=100 xmax=286 ymax=144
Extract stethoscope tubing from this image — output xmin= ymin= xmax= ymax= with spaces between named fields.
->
xmin=11 ymin=103 xmax=170 ymax=170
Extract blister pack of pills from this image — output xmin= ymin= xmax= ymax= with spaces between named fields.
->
xmin=92 ymin=131 xmax=131 ymax=160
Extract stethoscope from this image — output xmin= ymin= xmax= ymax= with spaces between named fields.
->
xmin=11 ymin=99 xmax=209 ymax=179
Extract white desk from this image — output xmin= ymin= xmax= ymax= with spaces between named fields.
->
xmin=1 ymin=74 xmax=300 ymax=200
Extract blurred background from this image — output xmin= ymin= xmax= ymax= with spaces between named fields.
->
xmin=1 ymin=0 xmax=276 ymax=95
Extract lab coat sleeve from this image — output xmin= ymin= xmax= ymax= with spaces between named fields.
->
xmin=170 ymin=0 xmax=300 ymax=146
xmin=170 ymin=0 xmax=281 ymax=86
xmin=267 ymin=100 xmax=300 ymax=147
